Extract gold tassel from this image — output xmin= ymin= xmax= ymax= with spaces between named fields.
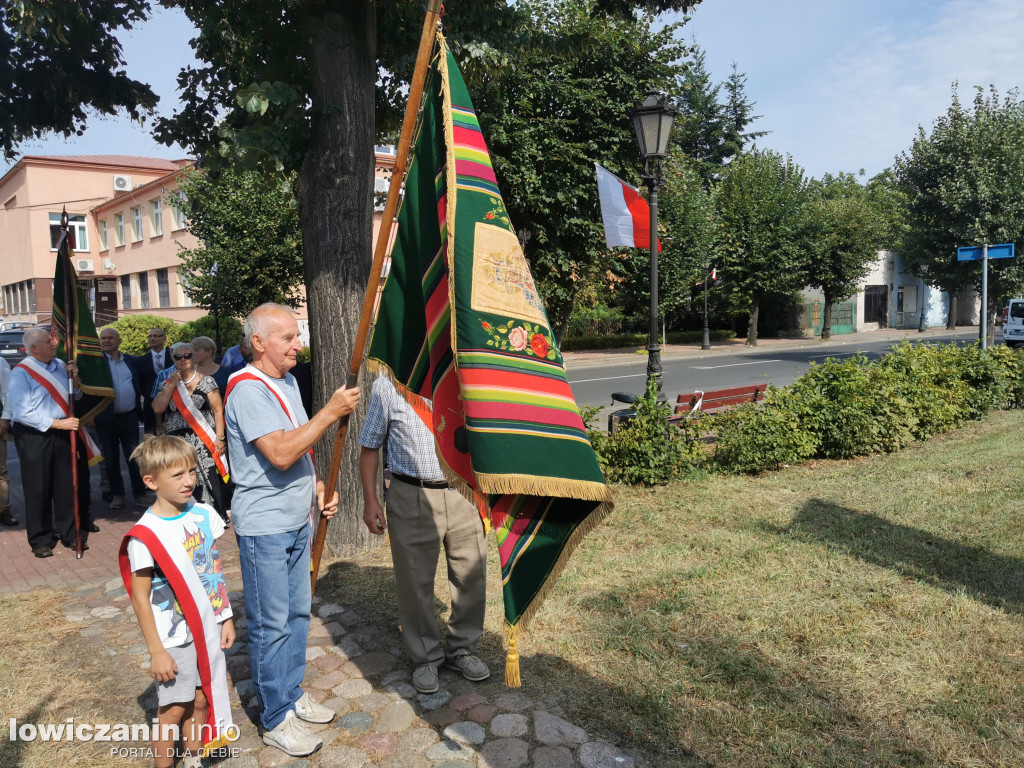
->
xmin=504 ymin=624 xmax=521 ymax=687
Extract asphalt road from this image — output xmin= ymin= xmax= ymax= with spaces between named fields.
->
xmin=566 ymin=329 xmax=985 ymax=408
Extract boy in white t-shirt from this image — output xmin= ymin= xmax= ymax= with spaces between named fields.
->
xmin=122 ymin=435 xmax=235 ymax=768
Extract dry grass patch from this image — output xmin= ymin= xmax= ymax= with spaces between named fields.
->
xmin=319 ymin=410 xmax=1024 ymax=767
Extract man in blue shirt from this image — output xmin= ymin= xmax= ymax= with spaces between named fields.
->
xmin=96 ymin=327 xmax=147 ymax=508
xmin=8 ymin=327 xmax=90 ymax=557
xmin=225 ymin=303 xmax=359 ymax=758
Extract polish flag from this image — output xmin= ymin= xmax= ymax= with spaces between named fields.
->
xmin=595 ymin=163 xmax=661 ymax=252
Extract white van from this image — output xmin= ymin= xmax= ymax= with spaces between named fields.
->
xmin=1003 ymin=299 xmax=1024 ymax=347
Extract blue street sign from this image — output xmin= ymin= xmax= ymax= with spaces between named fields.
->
xmin=957 ymin=243 xmax=1015 ymax=261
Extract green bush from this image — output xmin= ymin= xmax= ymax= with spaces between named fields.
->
xmin=109 ymin=314 xmax=182 ymax=355
xmin=988 ymin=345 xmax=1024 ymax=407
xmin=297 ymin=346 xmax=311 ymax=364
xmin=178 ymin=315 xmax=243 ymax=352
xmin=567 ymin=302 xmax=625 ymax=337
xmin=585 ymin=378 xmax=704 ymax=485
xmin=561 ymin=329 xmax=736 ymax=351
xmin=709 ymin=388 xmax=817 ymax=473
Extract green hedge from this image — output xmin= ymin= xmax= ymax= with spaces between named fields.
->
xmin=108 ymin=315 xmax=183 ymax=356
xmin=178 ymin=315 xmax=243 ymax=352
xmin=562 ymin=329 xmax=736 ymax=351
xmin=589 ymin=342 xmax=1024 ymax=483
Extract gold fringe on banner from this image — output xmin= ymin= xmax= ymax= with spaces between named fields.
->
xmin=504 ymin=624 xmax=521 ymax=688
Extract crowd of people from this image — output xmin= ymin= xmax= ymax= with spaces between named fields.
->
xmin=1 ymin=303 xmax=493 ymax=762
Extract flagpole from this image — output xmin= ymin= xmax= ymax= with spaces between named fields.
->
xmin=310 ymin=0 xmax=444 ymax=593
xmin=59 ymin=209 xmax=84 ymax=559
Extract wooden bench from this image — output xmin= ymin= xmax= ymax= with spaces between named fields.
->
xmin=670 ymin=384 xmax=764 ymax=420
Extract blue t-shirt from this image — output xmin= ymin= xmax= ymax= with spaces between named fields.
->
xmin=225 ymin=372 xmax=315 ymax=536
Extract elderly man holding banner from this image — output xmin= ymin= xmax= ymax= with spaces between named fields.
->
xmin=224 ymin=303 xmax=359 ymax=757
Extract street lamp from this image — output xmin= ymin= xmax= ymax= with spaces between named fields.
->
xmin=628 ymin=90 xmax=678 ymax=399
xmin=702 ymin=257 xmax=712 ymax=350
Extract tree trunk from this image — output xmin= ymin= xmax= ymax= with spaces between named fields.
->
xmin=295 ymin=6 xmax=376 ymax=558
xmin=746 ymin=295 xmax=759 ymax=346
xmin=947 ymin=292 xmax=958 ymax=330
xmin=821 ymin=292 xmax=833 ymax=341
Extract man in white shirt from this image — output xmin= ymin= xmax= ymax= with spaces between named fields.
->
xmin=131 ymin=328 xmax=173 ymax=435
xmin=0 ymin=357 xmax=16 ymax=527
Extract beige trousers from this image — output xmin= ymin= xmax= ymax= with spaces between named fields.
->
xmin=385 ymin=479 xmax=487 ymax=667
xmin=0 ymin=438 xmax=9 ymax=514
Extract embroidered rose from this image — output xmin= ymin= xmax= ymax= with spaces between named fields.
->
xmin=485 ymin=212 xmax=495 ymax=219
xmin=508 ymin=326 xmax=529 ymax=351
xmin=481 ymin=320 xmax=492 ymax=331
xmin=530 ymin=333 xmax=549 ymax=358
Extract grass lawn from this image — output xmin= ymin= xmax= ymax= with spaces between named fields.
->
xmin=321 ymin=408 xmax=1024 ymax=767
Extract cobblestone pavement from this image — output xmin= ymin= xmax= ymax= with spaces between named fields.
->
xmin=60 ymin=545 xmax=639 ymax=768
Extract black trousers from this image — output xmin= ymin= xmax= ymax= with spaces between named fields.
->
xmin=13 ymin=423 xmax=91 ymax=550
xmin=96 ymin=412 xmax=146 ymax=498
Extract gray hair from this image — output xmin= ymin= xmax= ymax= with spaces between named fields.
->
xmin=242 ymin=302 xmax=293 ymax=347
xmin=191 ymin=336 xmax=216 ymax=354
xmin=99 ymin=326 xmax=121 ymax=340
xmin=170 ymin=341 xmax=193 ymax=354
xmin=23 ymin=327 xmax=50 ymax=349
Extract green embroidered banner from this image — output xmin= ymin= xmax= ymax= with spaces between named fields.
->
xmin=368 ymin=35 xmax=612 ymax=685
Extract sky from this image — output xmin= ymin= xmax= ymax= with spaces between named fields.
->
xmin=5 ymin=0 xmax=1024 ymax=180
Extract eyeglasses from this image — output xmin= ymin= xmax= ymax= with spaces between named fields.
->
xmin=173 ymin=353 xmax=193 ymax=361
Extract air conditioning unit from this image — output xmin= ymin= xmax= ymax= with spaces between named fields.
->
xmin=113 ymin=174 xmax=132 ymax=192
xmin=76 ymin=259 xmax=95 ymax=273
xmin=102 ymin=258 xmax=116 ymax=270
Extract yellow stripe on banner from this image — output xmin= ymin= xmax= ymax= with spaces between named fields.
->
xmin=467 ymin=425 xmax=593 ymax=445
xmin=461 ymin=386 xmax=578 ymax=411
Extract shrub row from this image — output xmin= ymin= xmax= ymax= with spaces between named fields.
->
xmin=588 ymin=342 xmax=1024 ymax=484
xmin=109 ymin=313 xmax=243 ymax=356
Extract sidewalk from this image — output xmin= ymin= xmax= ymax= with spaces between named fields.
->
xmin=561 ymin=325 xmax=975 ymax=369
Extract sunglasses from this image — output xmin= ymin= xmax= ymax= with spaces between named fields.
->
xmin=173 ymin=353 xmax=193 ymax=361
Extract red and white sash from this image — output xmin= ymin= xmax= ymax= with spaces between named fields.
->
xmin=172 ymin=380 xmax=229 ymax=482
xmin=17 ymin=356 xmax=102 ymax=465
xmin=225 ymin=365 xmax=317 ymax=526
xmin=118 ymin=515 xmax=234 ymax=753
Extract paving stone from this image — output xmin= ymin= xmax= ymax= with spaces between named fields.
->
xmin=65 ymin=612 xmax=92 ymax=622
xmin=374 ymin=700 xmax=416 ymax=733
xmin=442 ymin=721 xmax=485 ymax=745
xmin=334 ymin=711 xmax=374 ymax=735
xmin=313 ymin=670 xmax=348 ymax=690
xmin=110 ymin=594 xmax=131 ymax=607
xmin=433 ymin=763 xmax=475 ymax=768
xmin=397 ymin=727 xmax=439 ymax=752
xmin=227 ymin=735 xmax=264 ymax=754
xmin=421 ymin=707 xmax=460 ymax=727
xmin=353 ymin=692 xmax=391 ymax=713
xmin=302 ymin=666 xmax=320 ymax=684
xmin=318 ymin=746 xmax=370 ymax=768
xmin=465 ymin=704 xmax=497 ymax=724
xmin=357 ymin=732 xmax=398 ymax=757
xmin=341 ymin=651 xmax=395 ymax=678
xmin=533 ymin=745 xmax=574 ymax=768
xmin=257 ymin=747 xmax=306 ymax=767
xmin=306 ymin=646 xmax=326 ymax=660
xmin=424 ymin=739 xmax=476 ymax=763
xmin=322 ymin=621 xmax=344 ymax=636
xmin=449 ymin=692 xmax=486 ymax=711
xmin=320 ymin=696 xmax=351 ymax=717
xmin=318 ymin=603 xmax=345 ymax=618
xmin=216 ymin=756 xmax=259 ymax=768
xmin=333 ymin=678 xmax=373 ymax=698
xmin=381 ymin=681 xmax=417 ymax=699
xmin=87 ymin=605 xmax=121 ymax=618
xmin=128 ymin=643 xmax=148 ymax=654
xmin=477 ymin=738 xmax=529 ymax=768
xmin=337 ymin=636 xmax=365 ymax=658
xmin=416 ymin=690 xmax=450 ymax=711
xmin=534 ymin=711 xmax=587 ymax=746
xmin=309 ymin=622 xmax=332 ymax=638
xmin=313 ymin=652 xmax=345 ymax=672
xmin=494 ymin=693 xmax=532 ymax=713
xmin=379 ymin=753 xmax=431 ymax=768
xmin=577 ymin=742 xmax=635 ymax=768
xmin=490 ymin=713 xmax=528 ymax=738
xmin=302 ymin=687 xmax=330 ymax=704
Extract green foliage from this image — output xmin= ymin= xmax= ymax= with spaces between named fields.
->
xmin=561 ymin=329 xmax=736 ymax=351
xmin=177 ymin=315 xmax=243 ymax=351
xmin=174 ymin=167 xmax=305 ymax=319
xmin=709 ymin=388 xmax=817 ymax=473
xmin=0 ymin=0 xmax=157 ymax=160
xmin=588 ymin=377 xmax=703 ymax=485
xmin=109 ymin=314 xmax=182 ymax=356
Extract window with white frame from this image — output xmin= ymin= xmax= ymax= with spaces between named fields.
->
xmin=99 ymin=220 xmax=109 ymax=251
xmin=178 ymin=268 xmax=194 ymax=307
xmin=48 ymin=213 xmax=88 ymax=251
xmin=157 ymin=268 xmax=170 ymax=308
xmin=171 ymin=190 xmax=187 ymax=230
xmin=120 ymin=274 xmax=132 ymax=309
xmin=150 ymin=199 xmax=163 ymax=236
xmin=114 ymin=213 xmax=125 ymax=246
xmin=131 ymin=206 xmax=143 ymax=242
xmin=138 ymin=272 xmax=150 ymax=309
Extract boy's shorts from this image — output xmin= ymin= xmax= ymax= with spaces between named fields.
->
xmin=157 ymin=641 xmax=200 ymax=706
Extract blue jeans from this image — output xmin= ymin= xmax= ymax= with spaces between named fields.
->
xmin=236 ymin=524 xmax=311 ymax=731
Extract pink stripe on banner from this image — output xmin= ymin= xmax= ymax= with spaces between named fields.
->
xmin=463 ymin=400 xmax=586 ymax=431
xmin=454 ymin=125 xmax=488 ymax=152
xmin=455 ymin=158 xmax=497 ymax=185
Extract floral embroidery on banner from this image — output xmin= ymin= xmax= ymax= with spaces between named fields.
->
xmin=479 ymin=318 xmax=558 ymax=362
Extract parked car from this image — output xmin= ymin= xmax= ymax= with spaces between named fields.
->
xmin=0 ymin=329 xmax=28 ymax=366
xmin=0 ymin=321 xmax=33 ymax=332
xmin=1004 ymin=299 xmax=1024 ymax=348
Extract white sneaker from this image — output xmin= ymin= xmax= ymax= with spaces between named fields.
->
xmin=262 ymin=710 xmax=323 ymax=757
xmin=294 ymin=691 xmax=335 ymax=724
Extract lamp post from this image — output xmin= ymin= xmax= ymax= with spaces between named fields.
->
xmin=702 ymin=257 xmax=712 ymax=350
xmin=628 ymin=90 xmax=678 ymax=399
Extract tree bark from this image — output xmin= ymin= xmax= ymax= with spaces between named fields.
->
xmin=821 ymin=292 xmax=833 ymax=341
xmin=947 ymin=292 xmax=958 ymax=330
xmin=746 ymin=295 xmax=759 ymax=346
xmin=295 ymin=6 xmax=376 ymax=558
